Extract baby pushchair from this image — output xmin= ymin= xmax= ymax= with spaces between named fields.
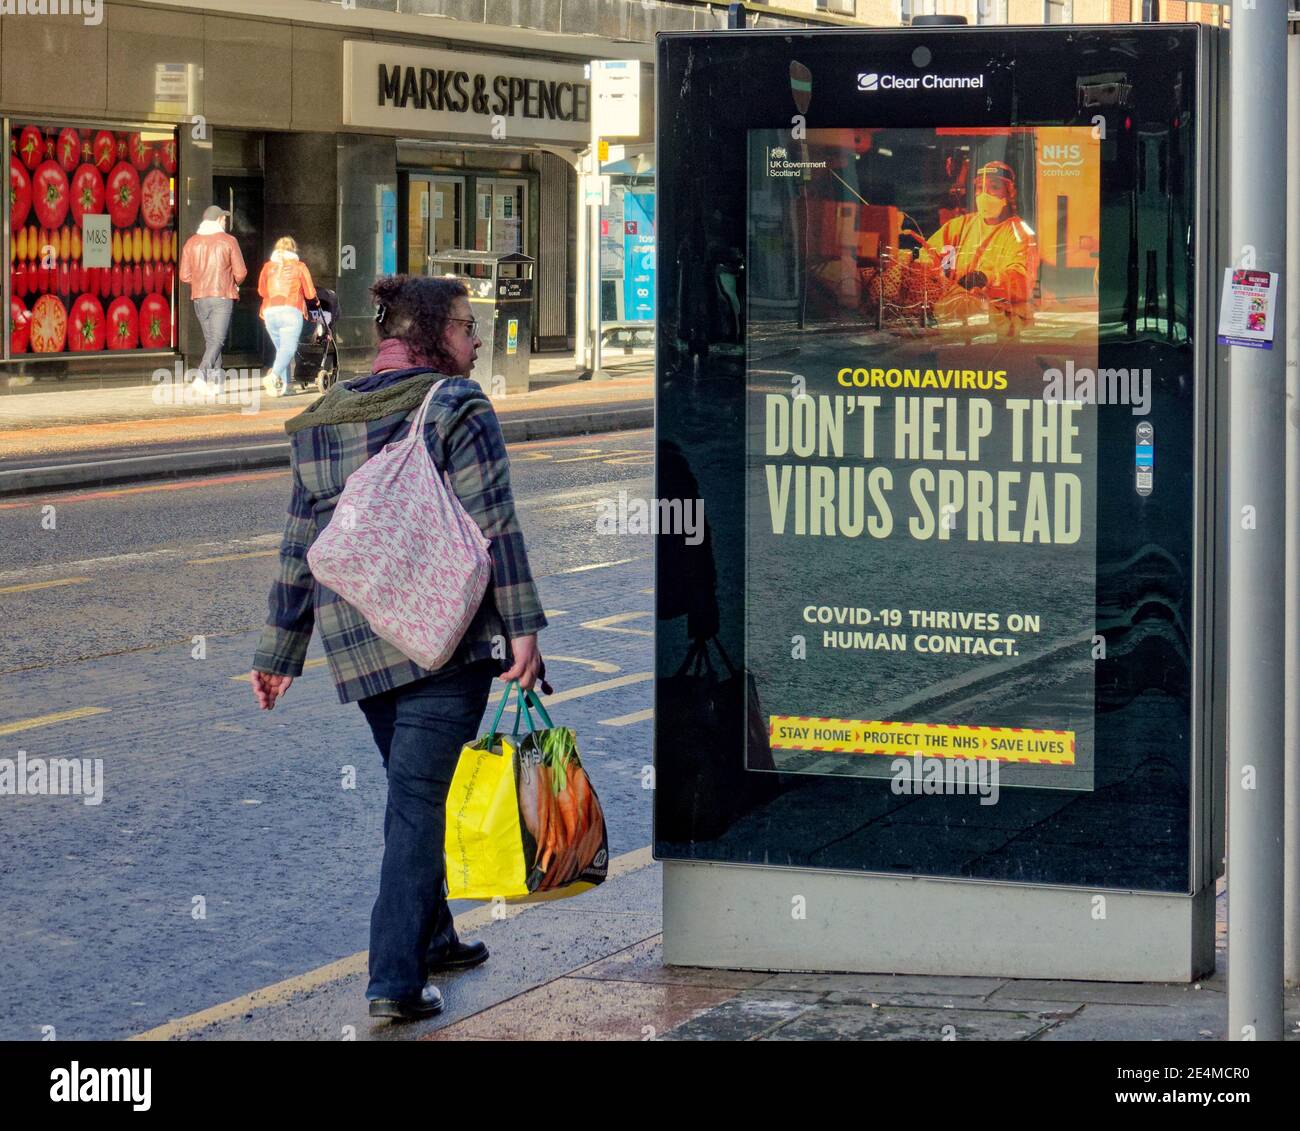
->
xmin=289 ymin=288 xmax=340 ymax=394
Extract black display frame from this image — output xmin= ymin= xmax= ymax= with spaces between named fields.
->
xmin=653 ymin=24 xmax=1218 ymax=895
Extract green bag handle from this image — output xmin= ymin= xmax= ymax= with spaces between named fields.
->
xmin=514 ymin=681 xmax=539 ymax=734
xmin=485 ymin=680 xmax=556 ymax=748
xmin=523 ymin=686 xmax=555 ymax=729
xmin=486 ymin=679 xmax=533 ymax=746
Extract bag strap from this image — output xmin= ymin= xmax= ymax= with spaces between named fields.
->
xmin=403 ymin=378 xmax=448 ymax=447
xmin=523 ymin=687 xmax=555 ymax=729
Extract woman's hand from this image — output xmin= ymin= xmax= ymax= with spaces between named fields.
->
xmin=251 ymin=670 xmax=294 ymax=710
xmin=499 ymin=634 xmax=543 ymax=691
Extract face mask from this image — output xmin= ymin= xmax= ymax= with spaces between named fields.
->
xmin=976 ymin=192 xmax=1005 ymax=222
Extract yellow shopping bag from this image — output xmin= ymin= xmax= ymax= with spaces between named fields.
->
xmin=445 ymin=681 xmax=608 ymax=903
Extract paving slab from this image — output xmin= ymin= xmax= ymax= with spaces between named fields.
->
xmin=657 ymin=991 xmax=824 ymax=1041
xmin=757 ymin=972 xmax=1008 ymax=997
xmin=759 ymin=1002 xmax=1053 ymax=1042
xmin=985 ymin=980 xmax=1228 ymax=1007
xmin=1038 ymin=1001 xmax=1227 ymax=1042
xmin=570 ymin=937 xmax=773 ymax=991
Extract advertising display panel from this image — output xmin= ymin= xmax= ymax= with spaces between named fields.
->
xmin=654 ymin=26 xmax=1220 ymax=897
xmin=7 ymin=120 xmax=179 ymax=357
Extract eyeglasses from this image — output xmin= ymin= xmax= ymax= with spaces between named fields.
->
xmin=449 ymin=317 xmax=478 ymax=337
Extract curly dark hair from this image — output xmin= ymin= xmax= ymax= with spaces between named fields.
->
xmin=369 ymin=275 xmax=468 ymax=373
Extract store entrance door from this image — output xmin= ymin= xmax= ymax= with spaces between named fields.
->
xmin=213 ymin=174 xmax=264 ymax=358
xmin=406 ymin=175 xmax=465 ymax=273
xmin=473 ymin=179 xmax=527 ymax=255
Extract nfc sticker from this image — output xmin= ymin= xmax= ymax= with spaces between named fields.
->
xmin=1136 ymin=421 xmax=1153 ymax=497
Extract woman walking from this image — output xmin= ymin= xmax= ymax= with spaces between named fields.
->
xmin=257 ymin=236 xmax=317 ymax=397
xmin=249 ymin=275 xmax=548 ymax=1020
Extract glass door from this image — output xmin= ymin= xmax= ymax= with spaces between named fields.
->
xmin=473 ymin=178 xmax=527 ymax=255
xmin=407 ymin=175 xmax=465 ymax=272
xmin=428 ymin=177 xmax=464 ymax=256
xmin=213 ymin=173 xmax=265 ymax=357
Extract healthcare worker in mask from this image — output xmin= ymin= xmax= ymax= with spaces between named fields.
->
xmin=920 ymin=161 xmax=1038 ymax=337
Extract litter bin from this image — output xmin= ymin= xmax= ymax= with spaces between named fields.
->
xmin=426 ymin=250 xmax=534 ymax=394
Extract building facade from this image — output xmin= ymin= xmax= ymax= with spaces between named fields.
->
xmin=0 ymin=0 xmax=1225 ymax=387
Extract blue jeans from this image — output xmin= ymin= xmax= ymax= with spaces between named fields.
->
xmin=357 ymin=660 xmax=496 ymax=1001
xmin=263 ymin=306 xmax=304 ymax=381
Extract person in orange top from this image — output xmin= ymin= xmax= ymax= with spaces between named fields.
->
xmin=919 ymin=161 xmax=1038 ymax=337
xmin=258 ymin=236 xmax=318 ymax=396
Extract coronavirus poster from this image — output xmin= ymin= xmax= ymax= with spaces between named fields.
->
xmin=745 ymin=125 xmax=1102 ymax=791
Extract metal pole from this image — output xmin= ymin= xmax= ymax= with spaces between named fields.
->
xmin=589 ymin=100 xmax=609 ymax=381
xmin=575 ymin=156 xmax=589 ymax=371
xmin=590 ymin=187 xmax=609 ymax=379
xmin=1285 ymin=30 xmax=1300 ymax=990
xmin=1228 ymin=0 xmax=1288 ymax=1040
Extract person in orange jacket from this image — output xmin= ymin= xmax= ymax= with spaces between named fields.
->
xmin=258 ymin=236 xmax=318 ymax=396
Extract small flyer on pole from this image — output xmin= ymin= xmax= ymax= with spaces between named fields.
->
xmin=1217 ymin=268 xmax=1279 ymax=349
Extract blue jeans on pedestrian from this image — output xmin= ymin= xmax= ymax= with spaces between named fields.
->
xmin=357 ymin=659 xmax=495 ymax=1001
xmin=263 ymin=306 xmax=304 ymax=381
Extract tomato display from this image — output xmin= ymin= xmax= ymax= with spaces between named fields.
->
xmin=140 ymin=169 xmax=172 ymax=230
xmin=106 ymin=296 xmax=138 ymax=350
xmin=9 ymin=121 xmax=177 ymax=355
xmin=18 ymin=126 xmax=44 ymax=171
xmin=10 ymin=298 xmax=30 ymax=353
xmin=10 ymin=157 xmax=31 ymax=231
xmin=92 ymin=130 xmax=116 ymax=174
xmin=29 ymin=294 xmax=68 ymax=353
xmin=68 ymin=293 xmax=107 ymax=351
xmin=32 ymin=161 xmax=70 ymax=228
xmin=70 ymin=164 xmax=104 ymax=225
xmin=128 ymin=133 xmax=154 ymax=172
xmin=56 ymin=128 xmax=81 ymax=173
xmin=106 ymin=162 xmax=140 ymax=228
xmin=139 ymin=293 xmax=171 ymax=349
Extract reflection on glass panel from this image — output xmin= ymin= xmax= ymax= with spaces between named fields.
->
xmin=408 ymin=180 xmax=429 ymax=272
xmin=430 ymin=179 xmax=462 ymax=253
xmin=474 ymin=188 xmax=492 ymax=251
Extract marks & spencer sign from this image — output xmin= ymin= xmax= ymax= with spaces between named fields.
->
xmin=343 ymin=41 xmax=590 ymax=145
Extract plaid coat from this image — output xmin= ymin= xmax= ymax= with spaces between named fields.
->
xmin=252 ymin=368 xmax=547 ymax=703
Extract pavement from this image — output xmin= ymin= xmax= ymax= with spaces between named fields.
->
xmin=0 ymin=351 xmax=653 ymax=496
xmin=132 ymin=862 xmax=1300 ymax=1042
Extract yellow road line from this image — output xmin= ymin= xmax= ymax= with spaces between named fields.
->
xmin=540 ymin=499 xmax=606 ymax=514
xmin=545 ymin=655 xmax=620 ymax=674
xmin=0 ymin=577 xmax=91 ymax=595
xmin=552 ymin=449 xmax=645 ymax=464
xmin=542 ymin=609 xmax=567 ymax=618
xmin=0 ymin=706 xmax=111 ymax=737
xmin=600 ymin=707 xmax=654 ymax=727
xmin=231 ymin=657 xmax=328 ymax=682
xmin=187 ymin=550 xmax=279 ymax=565
xmin=129 ymin=845 xmax=656 ymax=1042
xmin=556 ymin=557 xmax=644 ymax=574
xmin=580 ymin=611 xmax=653 ymax=637
xmin=486 ymin=670 xmax=651 ymax=707
xmin=638 ymin=588 xmax=654 ymax=595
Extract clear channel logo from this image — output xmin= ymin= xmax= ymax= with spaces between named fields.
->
xmin=857 ymin=71 xmax=985 ymax=91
